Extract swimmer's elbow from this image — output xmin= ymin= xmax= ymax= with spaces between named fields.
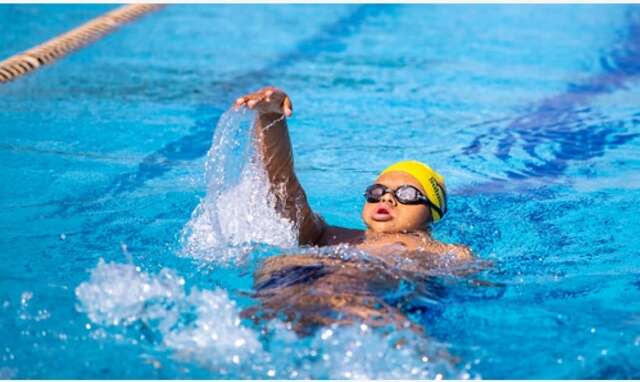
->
xmin=299 ymin=212 xmax=326 ymax=246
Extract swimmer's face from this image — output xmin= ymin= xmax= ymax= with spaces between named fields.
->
xmin=361 ymin=171 xmax=431 ymax=233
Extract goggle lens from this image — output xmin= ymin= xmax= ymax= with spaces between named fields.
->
xmin=395 ymin=186 xmax=419 ymax=202
xmin=364 ymin=184 xmax=424 ymax=205
xmin=364 ymin=184 xmax=384 ymax=202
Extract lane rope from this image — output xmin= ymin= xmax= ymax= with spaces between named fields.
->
xmin=0 ymin=4 xmax=164 ymax=84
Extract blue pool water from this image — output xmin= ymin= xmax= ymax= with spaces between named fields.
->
xmin=1 ymin=4 xmax=640 ymax=379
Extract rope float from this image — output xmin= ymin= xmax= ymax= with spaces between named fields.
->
xmin=0 ymin=4 xmax=164 ymax=84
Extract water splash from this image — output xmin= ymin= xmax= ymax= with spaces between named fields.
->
xmin=162 ymin=289 xmax=263 ymax=375
xmin=75 ymin=259 xmax=185 ymax=326
xmin=75 ymin=260 xmax=471 ymax=379
xmin=76 ymin=259 xmax=263 ymax=375
xmin=179 ymin=109 xmax=297 ymax=264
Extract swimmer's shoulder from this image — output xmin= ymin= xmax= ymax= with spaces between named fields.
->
xmin=425 ymin=239 xmax=473 ymax=262
xmin=449 ymin=243 xmax=473 ymax=261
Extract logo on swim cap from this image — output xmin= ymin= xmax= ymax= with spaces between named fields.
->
xmin=380 ymin=160 xmax=447 ymax=222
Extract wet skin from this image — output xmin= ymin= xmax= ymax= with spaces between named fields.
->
xmin=234 ymin=87 xmax=472 ymax=334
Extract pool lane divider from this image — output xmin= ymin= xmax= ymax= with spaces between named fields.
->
xmin=0 ymin=4 xmax=164 ymax=84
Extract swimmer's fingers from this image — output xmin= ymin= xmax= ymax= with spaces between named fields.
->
xmin=235 ymin=90 xmax=269 ymax=110
xmin=247 ymin=98 xmax=261 ymax=109
xmin=233 ymin=87 xmax=292 ymax=117
xmin=233 ymin=96 xmax=248 ymax=111
xmin=283 ymin=95 xmax=293 ymax=117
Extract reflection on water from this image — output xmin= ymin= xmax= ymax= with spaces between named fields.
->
xmin=458 ymin=8 xmax=640 ymax=187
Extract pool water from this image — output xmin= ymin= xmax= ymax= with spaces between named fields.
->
xmin=1 ymin=4 xmax=640 ymax=379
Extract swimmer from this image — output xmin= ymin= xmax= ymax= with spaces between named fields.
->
xmin=234 ymin=87 xmax=473 ymax=335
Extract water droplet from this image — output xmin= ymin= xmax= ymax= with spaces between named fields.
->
xmin=267 ymin=369 xmax=276 ymax=377
xmin=85 ymin=323 xmax=91 ymax=330
xmin=321 ymin=329 xmax=333 ymax=340
xmin=232 ymin=355 xmax=240 ymax=364
xmin=59 ymin=233 xmax=66 ymax=240
xmin=20 ymin=291 xmax=32 ymax=306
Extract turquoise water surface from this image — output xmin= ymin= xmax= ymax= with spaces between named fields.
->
xmin=1 ymin=4 xmax=640 ymax=379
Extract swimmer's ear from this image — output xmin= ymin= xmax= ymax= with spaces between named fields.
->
xmin=283 ymin=96 xmax=293 ymax=117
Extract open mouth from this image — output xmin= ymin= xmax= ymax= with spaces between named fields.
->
xmin=372 ymin=205 xmax=393 ymax=222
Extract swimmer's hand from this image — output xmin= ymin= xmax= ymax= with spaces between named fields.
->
xmin=234 ymin=87 xmax=293 ymax=118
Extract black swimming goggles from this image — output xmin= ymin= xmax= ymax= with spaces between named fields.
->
xmin=363 ymin=183 xmax=444 ymax=218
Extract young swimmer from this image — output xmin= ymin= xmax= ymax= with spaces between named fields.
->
xmin=234 ymin=87 xmax=472 ymax=335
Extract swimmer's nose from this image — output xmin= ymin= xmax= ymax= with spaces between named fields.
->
xmin=380 ymin=192 xmax=397 ymax=207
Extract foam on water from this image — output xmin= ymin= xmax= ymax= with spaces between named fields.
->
xmin=76 ymin=260 xmax=263 ymax=376
xmin=75 ymin=260 xmax=471 ymax=379
xmin=162 ymin=289 xmax=263 ymax=375
xmin=75 ymin=259 xmax=185 ymax=326
xmin=180 ymin=109 xmax=297 ymax=264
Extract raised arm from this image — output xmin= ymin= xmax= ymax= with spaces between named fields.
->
xmin=234 ymin=87 xmax=325 ymax=246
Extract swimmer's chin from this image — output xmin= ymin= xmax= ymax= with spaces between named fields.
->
xmin=365 ymin=219 xmax=399 ymax=234
xmin=364 ymin=217 xmax=428 ymax=234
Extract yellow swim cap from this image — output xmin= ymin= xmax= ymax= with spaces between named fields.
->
xmin=380 ymin=160 xmax=447 ymax=222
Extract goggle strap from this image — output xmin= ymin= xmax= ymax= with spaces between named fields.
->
xmin=421 ymin=196 xmax=444 ymax=219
